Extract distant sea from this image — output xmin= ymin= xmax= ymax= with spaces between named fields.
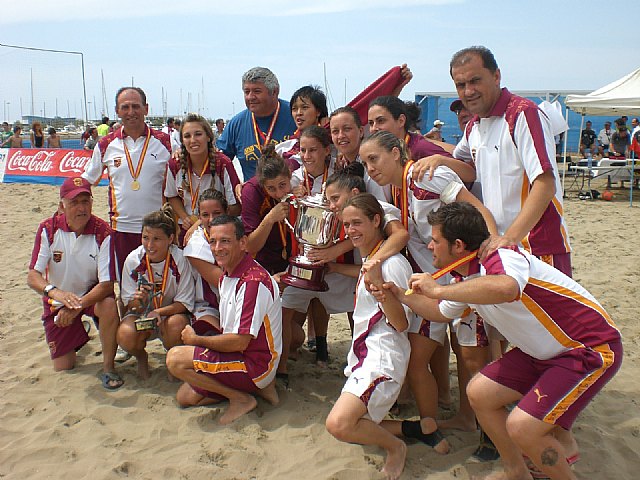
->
xmin=418 ymin=95 xmax=626 ymax=154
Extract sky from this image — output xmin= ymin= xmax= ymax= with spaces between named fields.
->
xmin=1 ymin=0 xmax=639 ymax=123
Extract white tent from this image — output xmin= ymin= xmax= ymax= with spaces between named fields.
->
xmin=565 ymin=68 xmax=640 ymax=205
xmin=565 ymin=68 xmax=640 ymax=116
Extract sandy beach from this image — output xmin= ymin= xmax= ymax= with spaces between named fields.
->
xmin=1 ymin=179 xmax=639 ymax=479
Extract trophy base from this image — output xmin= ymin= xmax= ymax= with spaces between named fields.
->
xmin=281 ymin=258 xmax=328 ymax=292
xmin=134 ymin=316 xmax=158 ymax=332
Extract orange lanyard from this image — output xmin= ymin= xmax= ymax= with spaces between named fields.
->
xmin=355 ymin=239 xmax=384 ymax=307
xmin=431 ymin=250 xmax=478 ymax=281
xmin=187 ymin=158 xmax=210 ymax=212
xmin=267 ymin=194 xmax=289 ymax=259
xmin=251 ymin=102 xmax=280 ymax=152
xmin=303 ymin=164 xmax=328 ymax=195
xmin=144 ymin=251 xmax=171 ymax=310
xmin=392 ymin=160 xmax=414 ymax=229
xmin=123 ymin=127 xmax=151 ymax=185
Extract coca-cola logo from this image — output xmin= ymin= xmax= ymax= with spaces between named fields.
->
xmin=59 ymin=151 xmax=90 ymax=173
xmin=6 ymin=150 xmax=56 ymax=173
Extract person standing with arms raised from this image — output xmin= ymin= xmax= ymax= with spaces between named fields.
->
xmin=83 ymin=87 xmax=172 ymax=281
xmin=217 ymin=67 xmax=296 ymax=181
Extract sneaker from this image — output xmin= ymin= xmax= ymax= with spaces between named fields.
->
xmin=115 ymin=346 xmax=132 ymax=363
xmin=468 ymin=430 xmax=500 ymax=463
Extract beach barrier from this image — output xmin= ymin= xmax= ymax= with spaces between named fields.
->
xmin=0 ymin=148 xmax=107 ymax=185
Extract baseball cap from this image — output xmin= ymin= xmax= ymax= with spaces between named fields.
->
xmin=449 ymin=99 xmax=463 ymax=112
xmin=60 ymin=177 xmax=92 ymax=199
xmin=434 ymin=119 xmax=445 ymax=127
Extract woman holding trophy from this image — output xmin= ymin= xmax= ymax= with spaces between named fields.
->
xmin=117 ymin=205 xmax=196 ymax=379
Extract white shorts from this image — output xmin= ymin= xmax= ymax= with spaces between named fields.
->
xmin=451 ymin=311 xmax=489 ymax=348
xmin=409 ymin=315 xmax=448 ymax=345
xmin=193 ymin=304 xmax=220 ymax=321
xmin=342 ymin=368 xmax=402 ymax=424
xmin=281 ymin=272 xmax=356 ymax=314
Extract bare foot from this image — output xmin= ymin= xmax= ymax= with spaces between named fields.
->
xmin=438 ymin=413 xmax=477 ymax=432
xmin=256 ymin=380 xmax=279 ymax=406
xmin=136 ymin=352 xmax=151 ymax=380
xmin=219 ymin=394 xmax=257 ymax=425
xmin=382 ymin=439 xmax=407 ymax=480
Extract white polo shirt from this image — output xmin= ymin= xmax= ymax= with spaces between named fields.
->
xmin=439 ymin=248 xmax=620 ymax=360
xmin=164 ymin=153 xmax=240 ymax=218
xmin=120 ymin=244 xmax=195 ymax=313
xmin=30 ymin=214 xmax=114 ymax=296
xmin=219 ymin=254 xmax=282 ymax=389
xmin=82 ymin=126 xmax=171 ymax=233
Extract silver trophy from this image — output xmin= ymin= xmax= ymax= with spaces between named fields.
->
xmin=132 ymin=273 xmax=164 ymax=332
xmin=281 ymin=193 xmax=341 ymax=291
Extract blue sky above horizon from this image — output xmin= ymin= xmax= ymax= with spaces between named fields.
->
xmin=1 ymin=0 xmax=639 ymax=122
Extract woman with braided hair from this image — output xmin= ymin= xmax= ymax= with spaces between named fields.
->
xmin=117 ymin=203 xmax=196 ymax=379
xmin=165 ymin=113 xmax=241 ymax=238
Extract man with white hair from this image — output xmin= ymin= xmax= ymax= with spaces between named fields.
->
xmin=216 ymin=67 xmax=296 ymax=180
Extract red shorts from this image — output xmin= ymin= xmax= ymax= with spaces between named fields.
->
xmin=42 ymin=304 xmax=95 ymax=359
xmin=480 ymin=341 xmax=622 ymax=430
xmin=537 ymin=252 xmax=572 ymax=278
xmin=190 ymin=346 xmax=258 ymax=400
xmin=112 ymin=230 xmax=142 ymax=281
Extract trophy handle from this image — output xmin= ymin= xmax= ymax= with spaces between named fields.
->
xmin=281 ymin=194 xmax=297 ymax=232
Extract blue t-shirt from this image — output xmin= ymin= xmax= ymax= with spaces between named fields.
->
xmin=216 ymin=99 xmax=296 ymax=180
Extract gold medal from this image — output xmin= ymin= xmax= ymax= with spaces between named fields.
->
xmin=282 ymin=248 xmax=288 ymax=260
xmin=131 ymin=180 xmax=141 ymax=191
xmin=189 ymin=215 xmax=199 ymax=224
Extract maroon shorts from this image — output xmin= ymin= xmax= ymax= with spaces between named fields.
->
xmin=537 ymin=252 xmax=572 ymax=278
xmin=42 ymin=304 xmax=95 ymax=359
xmin=480 ymin=341 xmax=622 ymax=430
xmin=190 ymin=346 xmax=258 ymax=400
xmin=112 ymin=230 xmax=142 ymax=281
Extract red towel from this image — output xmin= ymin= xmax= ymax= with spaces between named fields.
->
xmin=347 ymin=66 xmax=403 ymax=126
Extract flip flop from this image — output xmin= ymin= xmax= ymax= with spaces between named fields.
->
xmin=523 ymin=453 xmax=580 ymax=479
xmin=101 ymin=371 xmax=124 ymax=390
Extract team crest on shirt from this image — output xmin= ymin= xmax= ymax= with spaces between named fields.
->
xmin=471 ymin=148 xmax=477 ymax=161
xmin=53 ymin=250 xmax=63 ymax=263
xmin=113 ymin=156 xmax=122 ymax=168
xmin=48 ymin=341 xmax=57 ymax=355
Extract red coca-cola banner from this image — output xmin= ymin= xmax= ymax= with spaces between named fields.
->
xmin=0 ymin=148 xmax=107 ymax=185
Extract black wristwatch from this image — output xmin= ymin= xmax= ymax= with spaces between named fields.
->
xmin=43 ymin=284 xmax=57 ymax=297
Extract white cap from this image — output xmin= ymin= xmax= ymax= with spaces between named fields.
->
xmin=434 ymin=119 xmax=445 ymax=127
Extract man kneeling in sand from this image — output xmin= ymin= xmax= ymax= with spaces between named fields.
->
xmin=375 ymin=202 xmax=622 ymax=480
xmin=27 ymin=177 xmax=122 ymax=390
xmin=166 ymin=215 xmax=281 ymax=424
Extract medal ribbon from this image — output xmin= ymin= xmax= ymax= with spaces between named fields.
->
xmin=397 ymin=160 xmax=415 ymax=229
xmin=187 ymin=158 xmax=210 ymax=212
xmin=303 ymin=164 xmax=329 ymax=195
xmin=268 ymin=193 xmax=289 ymax=259
xmin=123 ymin=126 xmax=151 ymax=184
xmin=251 ymin=101 xmax=280 ymax=153
xmin=144 ymin=251 xmax=171 ymax=310
xmin=431 ymin=250 xmax=478 ymax=280
xmin=355 ymin=239 xmax=385 ymax=308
